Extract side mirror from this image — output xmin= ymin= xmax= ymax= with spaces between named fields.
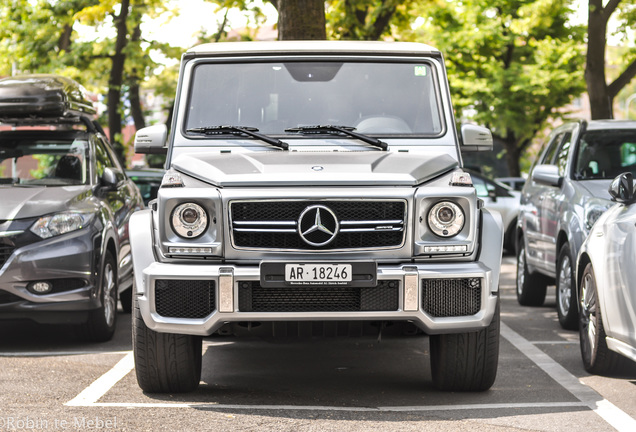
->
xmin=532 ymin=164 xmax=562 ymax=187
xmin=461 ymin=124 xmax=493 ymax=152
xmin=101 ymin=167 xmax=124 ymax=189
xmin=134 ymin=124 xmax=168 ymax=154
xmin=609 ymin=172 xmax=635 ymax=203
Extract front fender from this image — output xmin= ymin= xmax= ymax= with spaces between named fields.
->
xmin=478 ymin=207 xmax=503 ymax=294
xmin=129 ymin=209 xmax=155 ymax=296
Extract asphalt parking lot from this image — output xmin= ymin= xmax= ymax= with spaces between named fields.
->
xmin=1 ymin=256 xmax=636 ymax=431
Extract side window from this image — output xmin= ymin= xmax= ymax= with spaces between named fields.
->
xmin=94 ymin=138 xmax=116 ymax=178
xmin=620 ymin=142 xmax=636 ymax=167
xmin=541 ymin=132 xmax=565 ymax=165
xmin=555 ymin=132 xmax=573 ymax=176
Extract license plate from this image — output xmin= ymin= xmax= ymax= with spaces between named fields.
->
xmin=285 ymin=263 xmax=352 ymax=285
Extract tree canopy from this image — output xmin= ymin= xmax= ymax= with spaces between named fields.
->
xmin=1 ymin=0 xmax=634 ymax=175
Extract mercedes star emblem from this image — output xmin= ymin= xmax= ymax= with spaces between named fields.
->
xmin=298 ymin=205 xmax=339 ymax=247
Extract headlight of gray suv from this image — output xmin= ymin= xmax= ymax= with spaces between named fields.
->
xmin=171 ymin=202 xmax=208 ymax=239
xmin=30 ymin=211 xmax=95 ymax=239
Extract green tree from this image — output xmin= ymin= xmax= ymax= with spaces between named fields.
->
xmin=327 ymin=0 xmax=420 ymax=40
xmin=415 ymin=0 xmax=586 ymax=176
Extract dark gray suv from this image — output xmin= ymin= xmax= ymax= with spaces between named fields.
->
xmin=516 ymin=119 xmax=636 ymax=329
xmin=0 ymin=74 xmax=143 ymax=341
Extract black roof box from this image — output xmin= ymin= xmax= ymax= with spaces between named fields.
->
xmin=0 ymin=74 xmax=96 ymax=119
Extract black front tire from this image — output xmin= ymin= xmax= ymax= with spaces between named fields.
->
xmin=79 ymin=251 xmax=118 ymax=342
xmin=133 ymin=294 xmax=202 ymax=393
xmin=430 ymin=300 xmax=500 ymax=391
xmin=579 ymin=263 xmax=629 ymax=375
xmin=516 ymin=236 xmax=549 ymax=306
xmin=556 ymin=244 xmax=578 ymax=330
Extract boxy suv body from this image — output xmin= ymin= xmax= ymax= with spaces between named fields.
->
xmin=516 ymin=119 xmax=636 ymax=329
xmin=131 ymin=41 xmax=504 ymax=392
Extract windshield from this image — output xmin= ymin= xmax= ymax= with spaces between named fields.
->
xmin=574 ymin=129 xmax=636 ymax=180
xmin=0 ymin=135 xmax=89 ymax=186
xmin=185 ymin=61 xmax=443 ymax=136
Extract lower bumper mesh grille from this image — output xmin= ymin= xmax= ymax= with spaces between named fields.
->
xmin=238 ymin=280 xmax=400 ymax=312
xmin=155 ymin=279 xmax=216 ymax=319
xmin=421 ymin=278 xmax=481 ymax=317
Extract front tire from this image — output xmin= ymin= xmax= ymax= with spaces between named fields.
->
xmin=516 ymin=236 xmax=548 ymax=306
xmin=80 ymin=251 xmax=118 ymax=342
xmin=556 ymin=244 xmax=578 ymax=330
xmin=133 ymin=294 xmax=202 ymax=393
xmin=430 ymin=300 xmax=500 ymax=391
xmin=579 ymin=263 xmax=629 ymax=374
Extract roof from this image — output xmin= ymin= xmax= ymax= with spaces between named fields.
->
xmin=585 ymin=119 xmax=636 ymax=130
xmin=186 ymin=40 xmax=441 ymax=57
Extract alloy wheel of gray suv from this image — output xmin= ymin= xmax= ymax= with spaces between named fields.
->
xmin=516 ymin=237 xmax=548 ymax=306
xmin=557 ymin=244 xmax=578 ymax=330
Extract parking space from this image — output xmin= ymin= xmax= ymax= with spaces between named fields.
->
xmin=1 ymin=257 xmax=636 ymax=431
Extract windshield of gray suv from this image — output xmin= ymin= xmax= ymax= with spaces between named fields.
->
xmin=574 ymin=129 xmax=636 ymax=180
xmin=0 ymin=136 xmax=89 ymax=186
xmin=185 ymin=61 xmax=443 ymax=136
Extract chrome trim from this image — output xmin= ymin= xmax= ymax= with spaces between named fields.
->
xmin=340 ymin=220 xmax=403 ymax=225
xmin=233 ymin=220 xmax=296 ymax=226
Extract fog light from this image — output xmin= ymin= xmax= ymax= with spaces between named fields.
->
xmin=28 ymin=281 xmax=52 ymax=294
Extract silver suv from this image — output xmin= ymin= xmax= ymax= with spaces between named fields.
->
xmin=516 ymin=120 xmax=636 ymax=329
xmin=131 ymin=41 xmax=504 ymax=393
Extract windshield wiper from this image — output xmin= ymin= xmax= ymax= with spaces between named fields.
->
xmin=186 ymin=125 xmax=289 ymax=150
xmin=285 ymin=125 xmax=388 ymax=151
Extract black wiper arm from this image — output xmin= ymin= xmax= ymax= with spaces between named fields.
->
xmin=285 ymin=125 xmax=388 ymax=151
xmin=186 ymin=125 xmax=289 ymax=150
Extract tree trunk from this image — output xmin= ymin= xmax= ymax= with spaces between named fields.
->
xmin=277 ymin=0 xmax=326 ymax=40
xmin=500 ymin=134 xmax=522 ymax=177
xmin=585 ymin=0 xmax=612 ymax=119
xmin=108 ymin=0 xmax=130 ymax=164
xmin=129 ymin=22 xmax=145 ymax=131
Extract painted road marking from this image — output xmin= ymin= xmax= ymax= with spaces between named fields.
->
xmin=66 ymin=352 xmax=134 ymax=407
xmin=501 ymin=322 xmax=636 ymax=432
xmin=64 ymin=325 xmax=636 ymax=432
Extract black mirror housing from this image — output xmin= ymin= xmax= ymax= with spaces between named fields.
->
xmin=609 ymin=172 xmax=635 ymax=203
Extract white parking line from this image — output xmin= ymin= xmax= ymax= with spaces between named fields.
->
xmin=63 ymin=326 xmax=636 ymax=432
xmin=65 ymin=352 xmax=134 ymax=407
xmin=501 ymin=322 xmax=636 ymax=432
xmin=0 ymin=350 xmax=131 ymax=357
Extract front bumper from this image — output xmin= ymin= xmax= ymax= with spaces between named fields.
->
xmin=130 ymin=209 xmax=503 ymax=336
xmin=0 ymin=228 xmax=100 ymax=323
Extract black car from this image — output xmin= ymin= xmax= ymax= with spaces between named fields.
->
xmin=0 ymin=74 xmax=143 ymax=341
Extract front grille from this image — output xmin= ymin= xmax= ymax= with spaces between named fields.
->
xmin=421 ymin=278 xmax=481 ymax=317
xmin=155 ymin=280 xmax=216 ymax=319
xmin=238 ymin=280 xmax=399 ymax=312
xmin=231 ymin=200 xmax=406 ymax=250
xmin=0 ymin=244 xmax=14 ymax=267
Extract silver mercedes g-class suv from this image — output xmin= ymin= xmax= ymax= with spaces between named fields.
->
xmin=131 ymin=41 xmax=503 ymax=393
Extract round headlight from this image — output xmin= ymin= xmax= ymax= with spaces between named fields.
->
xmin=428 ymin=201 xmax=465 ymax=237
xmin=171 ymin=203 xmax=208 ymax=239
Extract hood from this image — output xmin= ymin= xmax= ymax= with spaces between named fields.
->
xmin=171 ymin=151 xmax=459 ymax=187
xmin=576 ymin=179 xmax=612 ymax=201
xmin=0 ymin=185 xmax=92 ymax=220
